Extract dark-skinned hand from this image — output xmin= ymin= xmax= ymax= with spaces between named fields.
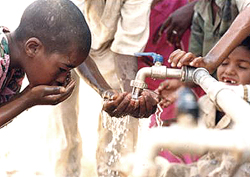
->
xmin=153 ymin=1 xmax=196 ymax=48
xmin=102 ymin=89 xmax=159 ymax=118
xmin=168 ymin=49 xmax=205 ymax=68
xmin=24 ymin=80 xmax=76 ymax=108
xmin=155 ymin=79 xmax=183 ymax=108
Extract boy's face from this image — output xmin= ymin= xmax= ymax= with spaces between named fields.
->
xmin=26 ymin=45 xmax=85 ymax=87
xmin=217 ymin=46 xmax=250 ymax=85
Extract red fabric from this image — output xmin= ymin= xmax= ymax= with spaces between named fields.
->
xmin=138 ymin=0 xmax=202 ymax=164
xmin=138 ymin=0 xmax=191 ymax=121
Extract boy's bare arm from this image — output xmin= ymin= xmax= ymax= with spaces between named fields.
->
xmin=76 ymin=56 xmax=112 ymax=96
xmin=76 ymin=55 xmax=159 ymax=118
xmin=113 ymin=53 xmax=138 ymax=92
xmin=0 ymin=81 xmax=75 ymax=127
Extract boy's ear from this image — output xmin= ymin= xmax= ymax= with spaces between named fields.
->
xmin=25 ymin=37 xmax=43 ymax=57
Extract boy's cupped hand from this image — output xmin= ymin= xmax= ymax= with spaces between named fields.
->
xmin=23 ymin=80 xmax=76 ymax=108
xmin=102 ymin=89 xmax=159 ymax=118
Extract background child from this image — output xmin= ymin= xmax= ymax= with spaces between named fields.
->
xmin=0 ymin=0 xmax=159 ymax=176
xmin=159 ymin=37 xmax=250 ymax=176
xmin=0 ymin=0 xmax=91 ymax=127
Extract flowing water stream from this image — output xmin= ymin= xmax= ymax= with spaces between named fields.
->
xmin=100 ymin=103 xmax=164 ymax=176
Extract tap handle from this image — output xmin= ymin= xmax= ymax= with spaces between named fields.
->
xmin=134 ymin=52 xmax=163 ymax=64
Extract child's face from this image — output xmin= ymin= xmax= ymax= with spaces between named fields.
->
xmin=217 ymin=46 xmax=250 ymax=85
xmin=26 ymin=46 xmax=85 ymax=87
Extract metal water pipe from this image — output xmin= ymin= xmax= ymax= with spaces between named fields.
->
xmin=126 ymin=54 xmax=250 ymax=176
xmin=131 ymin=52 xmax=195 ymax=99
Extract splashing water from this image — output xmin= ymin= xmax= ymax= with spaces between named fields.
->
xmin=100 ymin=111 xmax=130 ymax=177
xmin=154 ymin=103 xmax=164 ymax=127
xmin=99 ymin=103 xmax=163 ymax=177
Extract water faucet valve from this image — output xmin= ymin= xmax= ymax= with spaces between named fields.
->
xmin=134 ymin=52 xmax=164 ymax=64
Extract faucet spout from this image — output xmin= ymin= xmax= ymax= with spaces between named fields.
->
xmin=130 ymin=65 xmax=187 ymax=99
xmin=131 ymin=52 xmax=197 ymax=99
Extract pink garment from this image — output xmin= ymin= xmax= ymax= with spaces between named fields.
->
xmin=138 ymin=0 xmax=201 ymax=164
xmin=138 ymin=0 xmax=191 ymax=122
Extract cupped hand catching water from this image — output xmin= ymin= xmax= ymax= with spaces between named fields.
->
xmin=102 ymin=89 xmax=159 ymax=118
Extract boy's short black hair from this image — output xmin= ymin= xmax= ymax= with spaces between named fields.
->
xmin=240 ymin=36 xmax=250 ymax=51
xmin=15 ymin=0 xmax=91 ymax=58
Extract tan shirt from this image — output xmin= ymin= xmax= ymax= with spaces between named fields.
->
xmin=76 ymin=0 xmax=152 ymax=55
xmin=198 ymin=95 xmax=232 ymax=129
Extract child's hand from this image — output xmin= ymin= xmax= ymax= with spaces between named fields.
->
xmin=168 ymin=49 xmax=205 ymax=68
xmin=102 ymin=89 xmax=128 ymax=117
xmin=130 ymin=89 xmax=159 ymax=118
xmin=24 ymin=80 xmax=76 ymax=107
xmin=155 ymin=79 xmax=183 ymax=108
xmin=102 ymin=89 xmax=159 ymax=118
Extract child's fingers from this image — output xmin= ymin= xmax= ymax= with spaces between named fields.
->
xmin=158 ymin=80 xmax=170 ymax=90
xmin=123 ymin=95 xmax=136 ymax=116
xmin=190 ymin=56 xmax=204 ymax=67
xmin=139 ymin=90 xmax=159 ymax=118
xmin=111 ymin=94 xmax=131 ymax=117
xmin=170 ymin=50 xmax=186 ymax=67
xmin=143 ymin=91 xmax=158 ymax=115
xmin=43 ymin=86 xmax=66 ymax=96
xmin=138 ymin=95 xmax=146 ymax=118
xmin=44 ymin=80 xmax=75 ymax=96
xmin=53 ymin=86 xmax=75 ymax=104
xmin=102 ymin=101 xmax=116 ymax=116
xmin=157 ymin=79 xmax=182 ymax=95
xmin=168 ymin=49 xmax=181 ymax=63
xmin=163 ymin=101 xmax=172 ymax=108
xmin=133 ymin=99 xmax=140 ymax=110
xmin=141 ymin=91 xmax=153 ymax=115
xmin=64 ymin=80 xmax=76 ymax=92
xmin=156 ymin=85 xmax=167 ymax=94
xmin=177 ymin=52 xmax=196 ymax=67
xmin=102 ymin=92 xmax=127 ymax=116
xmin=102 ymin=90 xmax=119 ymax=101
xmin=43 ymin=81 xmax=76 ymax=105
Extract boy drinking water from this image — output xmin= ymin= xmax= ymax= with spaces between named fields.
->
xmin=0 ymin=0 xmax=159 ymax=128
xmin=0 ymin=0 xmax=91 ymax=127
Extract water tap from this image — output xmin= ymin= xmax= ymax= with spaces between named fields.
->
xmin=131 ymin=52 xmax=197 ymax=99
